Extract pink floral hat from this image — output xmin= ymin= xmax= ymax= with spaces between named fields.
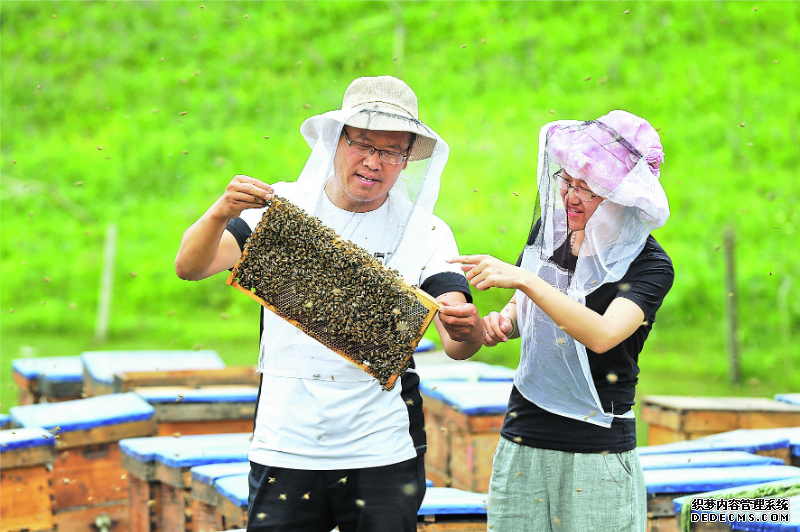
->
xmin=546 ymin=110 xmax=664 ymax=193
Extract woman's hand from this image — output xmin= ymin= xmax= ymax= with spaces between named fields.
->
xmin=482 ymin=311 xmax=513 ymax=346
xmin=448 ymin=255 xmax=526 ymax=291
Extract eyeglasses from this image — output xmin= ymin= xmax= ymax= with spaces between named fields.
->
xmin=342 ymin=129 xmax=409 ymax=165
xmin=555 ymin=171 xmax=601 ymax=202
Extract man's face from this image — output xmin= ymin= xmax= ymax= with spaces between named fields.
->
xmin=328 ymin=126 xmax=411 ymax=212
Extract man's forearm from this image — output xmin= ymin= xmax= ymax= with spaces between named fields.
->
xmin=175 ymin=209 xmax=230 ymax=280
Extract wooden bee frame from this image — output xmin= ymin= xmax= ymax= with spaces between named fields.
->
xmin=226 ymin=197 xmax=442 ymax=391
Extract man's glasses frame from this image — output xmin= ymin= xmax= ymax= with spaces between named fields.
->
xmin=342 ymin=129 xmax=409 ymax=165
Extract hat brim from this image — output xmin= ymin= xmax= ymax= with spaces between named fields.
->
xmin=302 ymin=108 xmax=437 ymax=161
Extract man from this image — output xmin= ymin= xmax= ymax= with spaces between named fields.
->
xmin=175 ymin=75 xmax=484 ymax=532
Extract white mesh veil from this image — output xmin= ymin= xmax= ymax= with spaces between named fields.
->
xmin=295 ymin=108 xmax=448 ymax=269
xmin=516 ymin=113 xmax=669 ymax=427
xmin=255 ymin=86 xmax=449 ymax=374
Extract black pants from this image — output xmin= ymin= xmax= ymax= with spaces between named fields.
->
xmin=246 ymin=456 xmax=427 ymax=532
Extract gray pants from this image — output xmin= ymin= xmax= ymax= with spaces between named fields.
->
xmin=488 ymin=438 xmax=646 ymax=532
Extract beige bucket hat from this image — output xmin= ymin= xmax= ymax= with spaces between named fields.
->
xmin=301 ymin=76 xmax=438 ymax=161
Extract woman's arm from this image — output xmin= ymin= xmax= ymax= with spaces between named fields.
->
xmin=451 ymin=255 xmax=645 ymax=354
xmin=482 ymin=294 xmax=519 ymax=346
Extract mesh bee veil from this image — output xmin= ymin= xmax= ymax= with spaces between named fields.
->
xmin=296 ymin=78 xmax=447 ymax=268
xmin=252 ymin=77 xmax=449 ymax=378
xmin=516 ymin=111 xmax=669 ymax=427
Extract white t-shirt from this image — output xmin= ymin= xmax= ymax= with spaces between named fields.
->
xmin=237 ymin=181 xmax=463 ymax=470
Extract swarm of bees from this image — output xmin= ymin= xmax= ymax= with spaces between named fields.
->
xmin=227 ymin=197 xmax=440 ymax=390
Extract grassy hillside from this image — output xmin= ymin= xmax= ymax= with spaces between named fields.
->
xmin=2 ymin=1 xmax=799 ymax=418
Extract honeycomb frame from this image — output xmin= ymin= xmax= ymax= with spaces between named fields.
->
xmin=226 ymin=197 xmax=442 ymax=390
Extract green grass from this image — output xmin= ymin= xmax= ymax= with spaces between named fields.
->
xmin=2 ymin=2 xmax=800 ymax=424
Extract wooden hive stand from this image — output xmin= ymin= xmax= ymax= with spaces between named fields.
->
xmin=190 ymin=462 xmax=251 ymax=532
xmin=642 ymin=396 xmax=800 ymax=446
xmin=132 ymin=385 xmax=258 ymax=437
xmin=9 ymin=393 xmax=157 ymax=532
xmin=419 ymin=380 xmax=512 ymax=492
xmin=0 ymin=427 xmax=57 ymax=532
xmin=80 ymin=350 xmax=226 ymax=397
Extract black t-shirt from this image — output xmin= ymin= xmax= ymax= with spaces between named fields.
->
xmin=502 ymin=223 xmax=674 ymax=453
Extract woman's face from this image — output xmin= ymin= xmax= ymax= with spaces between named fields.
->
xmin=557 ymin=170 xmax=605 ymax=231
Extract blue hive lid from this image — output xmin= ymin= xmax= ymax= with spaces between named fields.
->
xmin=191 ymin=462 xmax=251 ymax=485
xmin=135 ymin=386 xmax=258 ymax=404
xmin=416 ymin=361 xmax=515 ymax=383
xmin=80 ymin=350 xmax=225 ymax=384
xmin=12 ymin=356 xmax=84 ymax=383
xmin=418 ymin=487 xmax=489 ymax=516
xmin=154 ymin=432 xmax=252 ymax=468
xmin=215 ymin=473 xmax=249 ymax=508
xmin=639 ymin=451 xmax=785 ymax=470
xmin=775 ymin=394 xmax=800 ymax=407
xmin=638 ymin=430 xmax=791 ymax=456
xmin=721 ymin=428 xmax=800 ymax=460
xmin=0 ymin=427 xmax=56 ymax=452
xmin=415 ymin=338 xmax=435 ymax=353
xmin=644 ymin=465 xmax=800 ymax=495
xmin=122 ymin=433 xmax=252 ymax=464
xmin=10 ymin=392 xmax=155 ymax=432
xmin=120 ymin=435 xmax=180 ymax=462
xmin=0 ymin=414 xmax=10 ymax=430
xmin=418 ymin=380 xmax=512 ymax=415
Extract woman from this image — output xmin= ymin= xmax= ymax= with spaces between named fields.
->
xmin=452 ymin=110 xmax=674 ymax=531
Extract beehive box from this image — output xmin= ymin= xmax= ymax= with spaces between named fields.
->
xmin=639 ymin=429 xmax=795 ymax=466
xmin=0 ymin=427 xmax=57 ymax=532
xmin=212 ymin=474 xmax=249 ymax=530
xmin=419 ymin=380 xmax=511 ymax=491
xmin=113 ymin=366 xmax=260 ymax=393
xmin=80 ymin=350 xmax=225 ymax=397
xmin=640 ymin=451 xmax=788 ymax=531
xmin=120 ymin=433 xmax=252 ymax=532
xmin=133 ymin=386 xmax=258 ymax=437
xmin=190 ymin=462 xmax=251 ymax=532
xmin=642 ymin=396 xmax=800 ymax=445
xmin=11 ymin=356 xmax=84 ymax=405
xmin=226 ymin=196 xmax=441 ymax=391
xmin=9 ymin=393 xmax=156 ymax=532
xmin=643 ymin=465 xmax=800 ymax=532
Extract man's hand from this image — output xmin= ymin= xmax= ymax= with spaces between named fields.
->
xmin=175 ymin=175 xmax=274 ymax=281
xmin=210 ymin=174 xmax=275 ymax=221
xmin=438 ymin=300 xmax=484 ymax=344
xmin=433 ymin=293 xmax=485 ymax=360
